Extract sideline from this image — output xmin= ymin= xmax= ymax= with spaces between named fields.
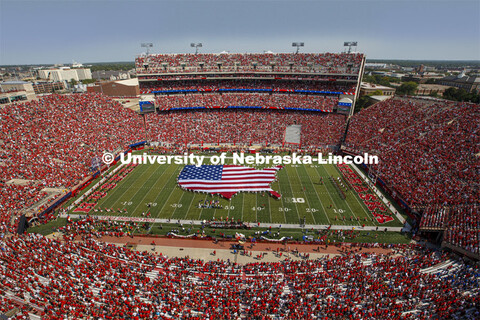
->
xmin=59 ymin=213 xmax=404 ymax=232
xmin=351 ymin=163 xmax=406 ymax=224
xmin=44 ymin=233 xmax=395 ymax=264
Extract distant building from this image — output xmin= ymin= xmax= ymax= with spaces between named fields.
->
xmin=415 ymin=84 xmax=451 ymax=96
xmin=87 ymin=78 xmax=139 ymax=97
xmin=92 ymin=70 xmax=132 ymax=81
xmin=370 ymin=71 xmax=389 ymax=76
xmin=0 ymin=81 xmax=37 ymax=104
xmin=37 ymin=68 xmax=92 ymax=82
xmin=73 ymin=83 xmax=87 ymax=93
xmin=439 ymin=72 xmax=480 ymax=93
xmin=402 ymin=73 xmax=444 ymax=84
xmin=75 ymin=68 xmax=92 ymax=80
xmin=390 ymin=73 xmax=406 ymax=79
xmin=32 ymin=81 xmax=65 ymax=94
xmin=72 ymin=61 xmax=84 ymax=68
xmin=360 ymin=82 xmax=396 ymax=96
xmin=365 ymin=63 xmax=388 ymax=69
xmin=368 ymin=95 xmax=394 ymax=104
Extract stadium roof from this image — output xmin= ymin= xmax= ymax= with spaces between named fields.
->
xmin=441 ymin=75 xmax=480 ymax=84
xmin=115 ymin=78 xmax=138 ymax=87
xmin=361 ymin=82 xmax=394 ymax=90
xmin=1 ymin=80 xmax=29 ymax=85
xmin=369 ymin=95 xmax=393 ymax=102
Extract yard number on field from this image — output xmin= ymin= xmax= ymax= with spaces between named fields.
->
xmin=286 ymin=197 xmax=305 ymax=203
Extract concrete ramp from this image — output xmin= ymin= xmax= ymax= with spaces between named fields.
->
xmin=285 ymin=125 xmax=301 ymax=145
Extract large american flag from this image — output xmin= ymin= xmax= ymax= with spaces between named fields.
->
xmin=177 ymin=165 xmax=283 ymax=199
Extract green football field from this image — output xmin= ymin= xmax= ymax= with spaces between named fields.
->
xmin=70 ymin=159 xmax=403 ymax=228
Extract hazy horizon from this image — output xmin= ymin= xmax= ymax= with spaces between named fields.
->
xmin=1 ymin=0 xmax=479 ymax=65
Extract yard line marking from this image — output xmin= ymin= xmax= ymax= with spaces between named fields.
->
xmin=334 ymin=164 xmax=379 ymax=227
xmin=153 ymin=166 xmax=183 ymax=220
xmin=128 ymin=165 xmax=169 ymax=217
xmin=304 ymin=166 xmax=330 ymax=225
xmin=319 ymin=165 xmax=360 ymax=227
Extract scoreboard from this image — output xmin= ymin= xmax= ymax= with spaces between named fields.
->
xmin=139 ymin=101 xmax=155 ymax=114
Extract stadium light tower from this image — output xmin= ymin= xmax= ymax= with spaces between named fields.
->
xmin=141 ymin=43 xmax=153 ymax=55
xmin=292 ymin=42 xmax=304 ymax=54
xmin=343 ymin=41 xmax=358 ymax=53
xmin=190 ymin=43 xmax=203 ymax=54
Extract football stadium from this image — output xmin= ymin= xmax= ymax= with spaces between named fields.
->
xmin=1 ymin=49 xmax=479 ymax=319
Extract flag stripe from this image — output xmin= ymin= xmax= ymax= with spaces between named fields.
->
xmin=220 ymin=174 xmax=276 ymax=179
xmin=179 ymin=178 xmax=274 ymax=183
xmin=183 ymin=186 xmax=273 ymax=192
xmin=180 ymin=182 xmax=272 ymax=188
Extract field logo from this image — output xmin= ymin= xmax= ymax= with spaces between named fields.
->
xmin=177 ymin=164 xmax=283 ymax=199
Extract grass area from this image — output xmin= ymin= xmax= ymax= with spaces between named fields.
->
xmin=66 ymin=159 xmax=404 ymax=229
xmin=146 ymin=223 xmax=411 ymax=244
xmin=27 ymin=217 xmax=409 ymax=244
xmin=27 ymin=218 xmax=67 ymax=236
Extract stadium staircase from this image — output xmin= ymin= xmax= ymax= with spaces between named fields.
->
xmin=419 ymin=259 xmax=462 ymax=276
xmin=145 ymin=266 xmax=161 ymax=281
xmin=400 ymin=258 xmax=466 ymax=318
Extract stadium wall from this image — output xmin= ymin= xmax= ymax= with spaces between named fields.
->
xmin=442 ymin=242 xmax=480 ymax=261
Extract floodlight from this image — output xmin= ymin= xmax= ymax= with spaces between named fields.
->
xmin=292 ymin=42 xmax=305 ymax=54
xmin=141 ymin=43 xmax=153 ymax=55
xmin=343 ymin=41 xmax=358 ymax=53
xmin=190 ymin=43 xmax=203 ymax=54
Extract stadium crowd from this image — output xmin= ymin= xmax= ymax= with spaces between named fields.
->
xmin=139 ymin=79 xmax=356 ymax=94
xmin=0 ymin=93 xmax=145 ymax=231
xmin=444 ymin=206 xmax=480 ymax=255
xmin=345 ymin=97 xmax=480 ymax=254
xmin=146 ymin=109 xmax=346 ymax=147
xmin=1 ymin=46 xmax=479 ymax=319
xmin=136 ymin=52 xmax=364 ymax=74
xmin=346 ymin=98 xmax=479 ymax=206
xmin=0 ymin=93 xmax=347 ymax=233
xmin=140 ymin=74 xmax=358 ymax=82
xmin=418 ymin=206 xmax=449 ymax=229
xmin=0 ymin=225 xmax=478 ymax=319
xmin=154 ymin=93 xmax=338 ymax=112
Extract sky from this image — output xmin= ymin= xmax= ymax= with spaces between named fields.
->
xmin=0 ymin=0 xmax=479 ymax=65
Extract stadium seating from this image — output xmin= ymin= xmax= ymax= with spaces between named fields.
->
xmin=1 ymin=48 xmax=479 ymax=319
xmin=139 ymin=79 xmax=356 ymax=94
xmin=0 ymin=93 xmax=346 ymax=231
xmin=346 ymin=98 xmax=480 ymax=206
xmin=136 ymin=52 xmax=364 ymax=74
xmin=0 ymin=224 xmax=478 ymax=319
xmin=444 ymin=206 xmax=479 ymax=255
xmin=146 ymin=109 xmax=345 ymax=147
xmin=154 ymin=93 xmax=338 ymax=112
xmin=345 ymin=97 xmax=480 ymax=254
xmin=0 ymin=93 xmax=145 ymax=228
